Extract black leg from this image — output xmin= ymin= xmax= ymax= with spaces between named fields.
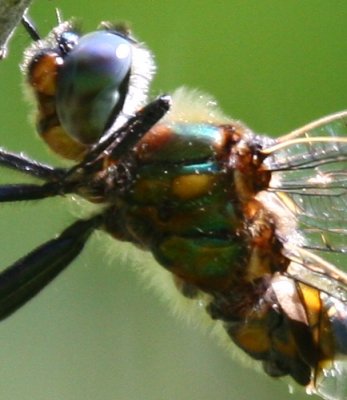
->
xmin=0 ymin=148 xmax=66 ymax=181
xmin=110 ymin=95 xmax=171 ymax=160
xmin=0 ymin=215 xmax=102 ymax=320
xmin=0 ymin=182 xmax=64 ymax=202
xmin=0 ymin=96 xmax=170 ymax=184
xmin=67 ymin=95 xmax=171 ymax=177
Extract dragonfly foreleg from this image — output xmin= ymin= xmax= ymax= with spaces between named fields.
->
xmin=0 ymin=182 xmax=64 ymax=202
xmin=0 ymin=148 xmax=66 ymax=180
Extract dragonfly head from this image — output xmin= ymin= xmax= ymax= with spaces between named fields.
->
xmin=22 ymin=20 xmax=155 ymax=158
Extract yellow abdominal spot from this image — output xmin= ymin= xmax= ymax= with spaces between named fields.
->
xmin=298 ymin=283 xmax=322 ymax=315
xmin=172 ymin=174 xmax=214 ymax=200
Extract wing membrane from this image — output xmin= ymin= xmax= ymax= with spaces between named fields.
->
xmin=261 ymin=111 xmax=347 ymax=268
xmin=284 ymin=246 xmax=347 ymax=400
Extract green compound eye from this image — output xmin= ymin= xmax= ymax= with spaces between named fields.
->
xmin=56 ymin=31 xmax=132 ymax=144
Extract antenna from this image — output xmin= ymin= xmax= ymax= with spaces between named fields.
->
xmin=55 ymin=8 xmax=64 ymax=24
xmin=21 ymin=14 xmax=40 ymax=41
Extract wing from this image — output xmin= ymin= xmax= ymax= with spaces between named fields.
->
xmin=260 ymin=111 xmax=347 ymax=272
xmin=280 ymin=246 xmax=347 ymax=400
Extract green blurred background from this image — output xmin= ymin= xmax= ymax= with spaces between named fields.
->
xmin=0 ymin=1 xmax=346 ymax=399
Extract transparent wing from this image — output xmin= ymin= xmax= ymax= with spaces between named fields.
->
xmin=285 ymin=246 xmax=347 ymax=302
xmin=261 ymin=111 xmax=347 ymax=271
xmin=284 ymin=246 xmax=347 ymax=400
xmin=257 ymin=113 xmax=347 ymax=399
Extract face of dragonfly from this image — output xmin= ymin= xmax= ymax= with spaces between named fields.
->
xmin=1 ymin=12 xmax=347 ymax=400
xmin=22 ymin=20 xmax=156 ymax=160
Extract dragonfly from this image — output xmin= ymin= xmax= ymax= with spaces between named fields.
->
xmin=1 ymin=13 xmax=347 ymax=399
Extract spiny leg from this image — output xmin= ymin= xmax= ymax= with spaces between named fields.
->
xmin=0 ymin=214 xmax=102 ymax=320
xmin=0 ymin=182 xmax=64 ymax=202
xmin=68 ymin=95 xmax=171 ymax=175
xmin=110 ymin=95 xmax=171 ymax=160
xmin=0 ymin=96 xmax=171 ymax=198
xmin=0 ymin=149 xmax=70 ymax=203
xmin=0 ymin=148 xmax=66 ymax=180
xmin=0 ymin=149 xmax=68 ymax=202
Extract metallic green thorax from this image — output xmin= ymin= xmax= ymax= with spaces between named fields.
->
xmin=104 ymin=122 xmax=246 ymax=291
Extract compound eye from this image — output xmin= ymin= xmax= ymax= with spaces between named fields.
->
xmin=56 ymin=31 xmax=132 ymax=144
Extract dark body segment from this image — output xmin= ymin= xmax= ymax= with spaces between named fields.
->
xmin=99 ymin=116 xmax=347 ymax=387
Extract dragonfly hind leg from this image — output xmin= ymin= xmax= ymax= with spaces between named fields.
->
xmin=0 ymin=214 xmax=102 ymax=320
